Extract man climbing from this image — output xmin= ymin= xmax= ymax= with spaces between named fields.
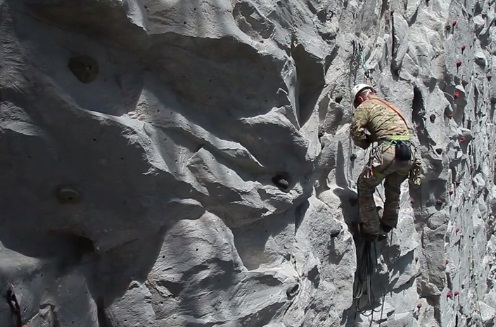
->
xmin=350 ymin=84 xmax=420 ymax=240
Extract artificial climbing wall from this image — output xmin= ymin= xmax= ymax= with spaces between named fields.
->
xmin=0 ymin=0 xmax=495 ymax=326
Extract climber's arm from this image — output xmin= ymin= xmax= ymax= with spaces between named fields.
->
xmin=351 ymin=107 xmax=371 ymax=149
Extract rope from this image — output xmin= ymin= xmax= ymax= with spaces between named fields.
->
xmin=352 ymin=219 xmax=395 ymax=325
xmin=350 ymin=39 xmax=374 ymax=92
xmin=353 ymin=240 xmax=386 ymax=314
xmin=358 ymin=43 xmax=374 ymax=85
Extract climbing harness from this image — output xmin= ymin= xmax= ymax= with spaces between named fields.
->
xmin=6 ymin=286 xmax=23 ymax=327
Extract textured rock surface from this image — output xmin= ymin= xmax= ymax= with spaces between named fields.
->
xmin=0 ymin=0 xmax=495 ymax=326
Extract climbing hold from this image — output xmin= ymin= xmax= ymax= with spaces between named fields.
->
xmin=447 ymin=113 xmax=454 ymax=119
xmin=435 ymin=148 xmax=443 ymax=154
xmin=286 ymin=283 xmax=300 ymax=299
xmin=449 ymin=189 xmax=454 ymax=195
xmin=456 ymin=60 xmax=462 ymax=67
xmin=350 ymin=153 xmax=357 ymax=161
xmin=460 ymin=136 xmax=466 ymax=142
xmin=436 ymin=199 xmax=443 ymax=205
xmin=56 ymin=186 xmax=81 ymax=204
xmin=455 ymin=181 xmax=461 ymax=186
xmin=272 ymin=174 xmax=290 ymax=191
xmin=454 ymin=91 xmax=461 ymax=98
xmin=445 ymin=259 xmax=449 ymax=264
xmin=447 ymin=291 xmax=453 ymax=298
xmin=68 ymin=55 xmax=99 ymax=83
xmin=455 ymin=226 xmax=461 ymax=233
xmin=452 ymin=20 xmax=457 ymax=26
xmin=445 ymin=25 xmax=451 ymax=31
xmin=334 ymin=94 xmax=343 ymax=104
xmin=461 ymin=44 xmax=466 ymax=52
xmin=417 ymin=303 xmax=422 ymax=309
xmin=430 ymin=114 xmax=436 ymax=123
xmin=454 ymin=291 xmax=460 ymax=296
xmin=409 ymin=197 xmax=415 ymax=204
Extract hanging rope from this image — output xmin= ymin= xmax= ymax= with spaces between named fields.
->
xmin=358 ymin=44 xmax=374 ymax=86
xmin=352 ymin=229 xmax=393 ymax=325
xmin=349 ymin=39 xmax=375 ymax=97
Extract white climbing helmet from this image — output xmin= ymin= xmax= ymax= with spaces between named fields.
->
xmin=351 ymin=84 xmax=374 ymax=102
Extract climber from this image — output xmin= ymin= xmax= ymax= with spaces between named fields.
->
xmin=350 ymin=84 xmax=422 ymax=240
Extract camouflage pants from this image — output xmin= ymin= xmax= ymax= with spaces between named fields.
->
xmin=357 ymin=142 xmax=414 ymax=237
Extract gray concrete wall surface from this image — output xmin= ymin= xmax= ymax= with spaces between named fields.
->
xmin=0 ymin=0 xmax=495 ymax=326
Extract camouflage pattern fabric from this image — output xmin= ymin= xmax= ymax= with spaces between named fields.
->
xmin=351 ymin=97 xmax=414 ymax=238
xmin=351 ymin=98 xmax=411 ymax=147
xmin=357 ymin=143 xmax=415 ymax=237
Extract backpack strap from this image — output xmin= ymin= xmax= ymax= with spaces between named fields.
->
xmin=374 ymin=98 xmax=410 ymax=130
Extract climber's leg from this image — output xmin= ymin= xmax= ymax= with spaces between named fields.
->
xmin=357 ymin=163 xmax=385 ymax=239
xmin=381 ymin=171 xmax=409 ymax=230
xmin=380 ymin=140 xmax=414 ymax=231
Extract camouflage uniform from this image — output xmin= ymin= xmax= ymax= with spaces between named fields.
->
xmin=351 ymin=97 xmax=415 ymax=238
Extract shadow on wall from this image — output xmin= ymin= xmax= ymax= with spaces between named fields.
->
xmin=333 ymin=187 xmax=360 ymax=232
xmin=317 ymin=137 xmax=360 ymax=232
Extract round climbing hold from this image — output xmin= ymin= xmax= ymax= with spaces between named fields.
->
xmin=460 ymin=136 xmax=466 ymax=142
xmin=272 ymin=173 xmax=290 ymax=191
xmin=455 ymin=226 xmax=461 ymax=233
xmin=430 ymin=114 xmax=436 ymax=123
xmin=350 ymin=153 xmax=357 ymax=161
xmin=68 ymin=55 xmax=99 ymax=84
xmin=417 ymin=303 xmax=422 ymax=309
xmin=286 ymin=283 xmax=300 ymax=299
xmin=454 ymin=91 xmax=461 ymax=98
xmin=334 ymin=94 xmax=343 ymax=104
xmin=449 ymin=189 xmax=454 ymax=195
xmin=455 ymin=181 xmax=461 ymax=186
xmin=454 ymin=291 xmax=460 ymax=296
xmin=456 ymin=60 xmax=462 ymax=68
xmin=445 ymin=259 xmax=449 ymax=264
xmin=447 ymin=114 xmax=454 ymax=119
xmin=56 ymin=186 xmax=81 ymax=204
xmin=435 ymin=148 xmax=443 ymax=154
xmin=452 ymin=20 xmax=457 ymax=26
xmin=461 ymin=44 xmax=466 ymax=52
xmin=447 ymin=291 xmax=453 ymax=298
xmin=445 ymin=25 xmax=451 ymax=31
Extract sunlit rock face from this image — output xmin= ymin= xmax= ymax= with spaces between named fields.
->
xmin=0 ymin=0 xmax=495 ymax=326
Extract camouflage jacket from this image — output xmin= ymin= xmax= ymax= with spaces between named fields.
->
xmin=351 ymin=97 xmax=411 ymax=149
